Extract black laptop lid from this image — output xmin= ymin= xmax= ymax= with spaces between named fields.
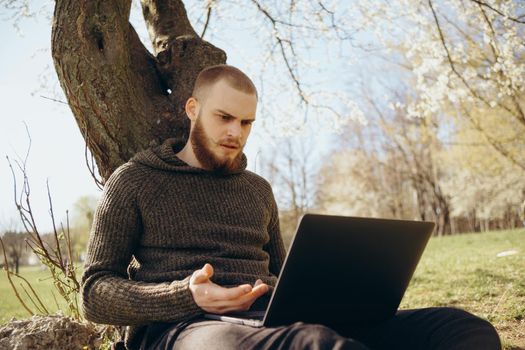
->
xmin=264 ymin=214 xmax=435 ymax=328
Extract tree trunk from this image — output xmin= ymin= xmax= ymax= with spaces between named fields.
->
xmin=450 ymin=217 xmax=456 ymax=234
xmin=51 ymin=0 xmax=227 ymax=181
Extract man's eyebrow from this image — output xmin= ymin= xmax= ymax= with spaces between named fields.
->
xmin=215 ymin=109 xmax=255 ymax=121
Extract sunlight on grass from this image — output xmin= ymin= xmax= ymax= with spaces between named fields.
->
xmin=0 ymin=265 xmax=83 ymax=324
xmin=400 ymin=228 xmax=525 ymax=349
xmin=1 ymin=229 xmax=524 ymax=348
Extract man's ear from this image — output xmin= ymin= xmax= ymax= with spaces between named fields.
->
xmin=185 ymin=97 xmax=199 ymax=121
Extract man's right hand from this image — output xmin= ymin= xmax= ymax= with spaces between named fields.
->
xmin=189 ymin=263 xmax=269 ymax=314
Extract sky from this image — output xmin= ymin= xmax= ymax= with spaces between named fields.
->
xmin=0 ymin=1 xmax=351 ymax=233
xmin=0 ymin=4 xmax=101 ymax=232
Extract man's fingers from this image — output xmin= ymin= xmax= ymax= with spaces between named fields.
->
xmin=196 ymin=283 xmax=252 ymax=309
xmin=214 ymin=283 xmax=268 ymax=308
xmin=191 ymin=263 xmax=214 ymax=284
xmin=209 ymin=282 xmax=266 ymax=303
xmin=196 ymin=282 xmax=270 ymax=314
xmin=249 ymin=283 xmax=269 ymax=298
xmin=190 ymin=266 xmax=268 ymax=314
xmin=217 ymin=284 xmax=253 ymax=300
xmin=190 ymin=269 xmax=269 ymax=314
xmin=201 ymin=283 xmax=253 ymax=304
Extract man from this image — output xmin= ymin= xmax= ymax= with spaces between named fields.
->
xmin=82 ymin=64 xmax=501 ymax=350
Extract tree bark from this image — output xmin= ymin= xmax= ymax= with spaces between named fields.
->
xmin=51 ymin=0 xmax=226 ymax=181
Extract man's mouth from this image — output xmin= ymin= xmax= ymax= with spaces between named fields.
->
xmin=221 ymin=144 xmax=239 ymax=150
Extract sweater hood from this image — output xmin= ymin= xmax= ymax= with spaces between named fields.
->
xmin=131 ymin=137 xmax=248 ymax=175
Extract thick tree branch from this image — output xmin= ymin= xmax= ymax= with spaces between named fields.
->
xmin=140 ymin=0 xmax=197 ymax=54
xmin=140 ymin=0 xmax=226 ymax=131
xmin=52 ymin=0 xmax=226 ymax=179
xmin=52 ymin=0 xmax=166 ymax=179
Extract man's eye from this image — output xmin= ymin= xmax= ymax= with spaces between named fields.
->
xmin=221 ymin=115 xmax=231 ymax=121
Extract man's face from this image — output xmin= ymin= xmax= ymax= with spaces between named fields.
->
xmin=189 ymin=79 xmax=257 ymax=174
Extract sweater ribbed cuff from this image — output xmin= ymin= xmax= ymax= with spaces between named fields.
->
xmin=169 ymin=276 xmax=203 ymax=318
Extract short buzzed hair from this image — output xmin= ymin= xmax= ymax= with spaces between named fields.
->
xmin=192 ymin=64 xmax=258 ymax=103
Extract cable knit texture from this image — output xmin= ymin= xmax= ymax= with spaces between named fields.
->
xmin=81 ymin=137 xmax=287 ymax=350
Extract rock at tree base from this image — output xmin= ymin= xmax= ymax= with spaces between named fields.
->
xmin=0 ymin=314 xmax=105 ymax=350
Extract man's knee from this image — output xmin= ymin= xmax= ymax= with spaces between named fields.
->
xmin=286 ymin=322 xmax=369 ymax=350
xmin=433 ymin=307 xmax=501 ymax=349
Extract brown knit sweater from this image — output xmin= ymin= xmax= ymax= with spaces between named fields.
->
xmin=81 ymin=137 xmax=286 ymax=350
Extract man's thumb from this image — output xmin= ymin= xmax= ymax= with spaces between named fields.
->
xmin=192 ymin=263 xmax=213 ymax=284
xmin=203 ymin=263 xmax=214 ymax=278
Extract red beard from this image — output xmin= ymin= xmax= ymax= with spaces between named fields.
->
xmin=191 ymin=116 xmax=244 ymax=175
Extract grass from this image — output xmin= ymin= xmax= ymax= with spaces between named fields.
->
xmin=1 ymin=229 xmax=524 ymax=349
xmin=0 ymin=265 xmax=82 ymax=324
xmin=400 ymin=228 xmax=525 ymax=349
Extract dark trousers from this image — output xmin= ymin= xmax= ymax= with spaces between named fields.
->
xmin=140 ymin=307 xmax=501 ymax=350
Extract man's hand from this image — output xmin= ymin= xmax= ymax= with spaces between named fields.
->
xmin=189 ymin=263 xmax=269 ymax=314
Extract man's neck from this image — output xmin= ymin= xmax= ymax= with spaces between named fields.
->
xmin=176 ymin=142 xmax=204 ymax=169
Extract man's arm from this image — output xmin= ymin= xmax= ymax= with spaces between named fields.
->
xmin=82 ymin=164 xmax=270 ymax=325
xmin=263 ymin=191 xmax=287 ymax=277
xmin=81 ymin=164 xmax=202 ymax=326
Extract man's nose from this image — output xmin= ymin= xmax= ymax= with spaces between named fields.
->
xmin=227 ymin=121 xmax=242 ymax=138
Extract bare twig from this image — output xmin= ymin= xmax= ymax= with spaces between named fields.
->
xmin=468 ymin=0 xmax=525 ymax=24
xmin=251 ymin=0 xmax=308 ymax=104
xmin=0 ymin=237 xmax=34 ymax=317
xmin=317 ymin=0 xmax=355 ymax=40
xmin=276 ymin=36 xmax=307 ymax=104
xmin=250 ymin=0 xmax=319 ymax=31
xmin=461 ymin=106 xmax=525 ymax=171
xmin=427 ymin=0 xmax=521 ymax=121
xmin=39 ymin=95 xmax=68 ymax=105
xmin=6 ymin=129 xmax=82 ymax=320
xmin=200 ymin=0 xmax=213 ymax=38
xmin=84 ymin=129 xmax=104 ymax=190
xmin=477 ymin=3 xmax=499 ymax=58
xmin=47 ymin=180 xmax=65 ymax=270
xmin=19 ymin=282 xmax=47 ymax=314
xmin=428 ymin=0 xmax=482 ymax=100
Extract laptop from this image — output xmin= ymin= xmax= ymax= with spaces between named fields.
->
xmin=204 ymin=213 xmax=435 ymax=329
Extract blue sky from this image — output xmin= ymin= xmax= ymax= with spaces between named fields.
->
xmin=0 ymin=10 xmax=101 ymax=232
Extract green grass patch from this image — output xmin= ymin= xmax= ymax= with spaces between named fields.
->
xmin=1 ymin=229 xmax=524 ymax=348
xmin=0 ymin=265 xmax=82 ymax=324
xmin=400 ymin=228 xmax=525 ymax=349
